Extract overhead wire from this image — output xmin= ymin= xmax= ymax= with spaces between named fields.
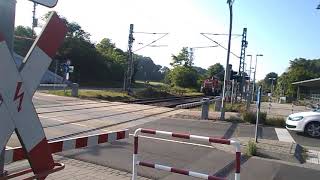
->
xmin=133 ymin=33 xmax=169 ymax=52
xmin=200 ymin=33 xmax=240 ymax=58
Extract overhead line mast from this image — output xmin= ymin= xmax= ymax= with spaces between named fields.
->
xmin=238 ymin=28 xmax=248 ymax=100
xmin=123 ymin=24 xmax=169 ymax=93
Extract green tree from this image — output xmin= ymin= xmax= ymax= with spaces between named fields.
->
xmin=170 ymin=47 xmax=193 ymax=67
xmin=261 ymin=72 xmax=278 ymax=93
xmin=96 ymin=38 xmax=126 ymax=65
xmin=275 ymin=58 xmax=320 ymax=98
xmin=166 ymin=66 xmax=198 ymax=88
xmin=207 ymin=63 xmax=225 ymax=81
xmin=134 ymin=55 xmax=164 ymax=82
xmin=14 ymin=26 xmax=34 ymax=56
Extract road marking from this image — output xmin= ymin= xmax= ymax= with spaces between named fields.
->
xmin=275 ymin=128 xmax=295 ymax=143
xmin=306 ymin=150 xmax=320 ymax=165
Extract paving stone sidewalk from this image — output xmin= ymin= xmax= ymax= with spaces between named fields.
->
xmin=4 ymin=155 xmax=150 ymax=180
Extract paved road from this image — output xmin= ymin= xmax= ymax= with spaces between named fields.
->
xmin=5 ymin=92 xmax=320 ymax=180
xmin=30 ymin=93 xmax=319 ymax=148
xmin=59 ymin=118 xmax=320 ymax=180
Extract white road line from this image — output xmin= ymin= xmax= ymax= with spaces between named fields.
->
xmin=275 ymin=128 xmax=296 ymax=143
xmin=306 ymin=150 xmax=320 ymax=165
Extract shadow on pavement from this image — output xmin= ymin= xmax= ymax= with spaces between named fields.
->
xmin=222 ymin=122 xmax=238 ymax=139
xmin=213 ymin=154 xmax=251 ymax=178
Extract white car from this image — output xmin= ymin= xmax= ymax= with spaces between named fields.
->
xmin=286 ymin=109 xmax=320 ymax=137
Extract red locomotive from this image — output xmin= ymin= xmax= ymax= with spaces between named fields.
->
xmin=200 ymin=76 xmax=222 ymax=96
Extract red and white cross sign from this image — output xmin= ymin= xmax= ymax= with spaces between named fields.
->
xmin=0 ymin=12 xmax=67 ymax=177
xmin=29 ymin=0 xmax=58 ymax=8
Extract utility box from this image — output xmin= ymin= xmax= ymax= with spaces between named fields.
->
xmin=70 ymin=83 xmax=79 ymax=97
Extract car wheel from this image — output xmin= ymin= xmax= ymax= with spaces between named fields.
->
xmin=305 ymin=122 xmax=320 ymax=137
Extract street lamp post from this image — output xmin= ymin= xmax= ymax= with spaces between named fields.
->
xmin=247 ymin=55 xmax=252 ymax=99
xmin=221 ymin=0 xmax=235 ymax=121
xmin=251 ymin=54 xmax=263 ymax=101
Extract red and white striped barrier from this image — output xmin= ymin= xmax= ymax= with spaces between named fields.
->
xmin=4 ymin=129 xmax=128 ymax=164
xmin=132 ymin=128 xmax=241 ymax=180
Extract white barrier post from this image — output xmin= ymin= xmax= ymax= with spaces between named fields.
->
xmin=231 ymin=140 xmax=241 ymax=180
xmin=132 ymin=128 xmax=141 ymax=180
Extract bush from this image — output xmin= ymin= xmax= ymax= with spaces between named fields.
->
xmin=225 ymin=103 xmax=246 ymax=113
xmin=135 ymin=87 xmax=171 ymax=98
xmin=246 ymin=140 xmax=257 ymax=156
xmin=265 ymin=117 xmax=286 ymax=127
xmin=242 ymin=111 xmax=267 ymax=124
xmin=168 ymin=66 xmax=199 ymax=88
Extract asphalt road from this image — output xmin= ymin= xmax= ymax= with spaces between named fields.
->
xmin=59 ymin=118 xmax=320 ymax=180
xmin=5 ymin=92 xmax=320 ymax=180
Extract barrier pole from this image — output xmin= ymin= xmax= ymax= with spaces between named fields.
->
xmin=132 ymin=128 xmax=140 ymax=180
xmin=231 ymin=140 xmax=241 ymax=180
xmin=132 ymin=128 xmax=241 ymax=180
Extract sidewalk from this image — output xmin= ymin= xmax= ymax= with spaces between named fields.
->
xmin=171 ymin=109 xmax=240 ymax=120
xmin=4 ymin=155 xmax=150 ymax=180
xmin=211 ymin=137 xmax=320 ymax=168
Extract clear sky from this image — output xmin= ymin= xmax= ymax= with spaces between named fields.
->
xmin=14 ymin=0 xmax=320 ymax=81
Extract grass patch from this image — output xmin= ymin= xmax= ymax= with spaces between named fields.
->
xmin=135 ymin=80 xmax=166 ymax=88
xmin=46 ymin=89 xmax=134 ymax=101
xmin=225 ymin=103 xmax=246 ymax=113
xmin=135 ymin=87 xmax=172 ymax=98
xmin=301 ymin=147 xmax=308 ymax=163
xmin=226 ymin=116 xmax=245 ymax=123
xmin=246 ymin=140 xmax=257 ymax=156
xmin=265 ymin=117 xmax=286 ymax=128
xmin=45 ymin=83 xmax=203 ymax=101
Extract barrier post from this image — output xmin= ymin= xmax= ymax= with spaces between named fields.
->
xmin=0 ymin=149 xmax=5 ymax=177
xmin=132 ymin=129 xmax=140 ymax=180
xmin=201 ymin=98 xmax=210 ymax=120
xmin=71 ymin=83 xmax=79 ymax=97
xmin=231 ymin=140 xmax=241 ymax=180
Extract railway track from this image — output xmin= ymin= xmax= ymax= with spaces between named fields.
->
xmin=34 ymin=95 xmax=213 ymax=142
xmin=127 ymin=95 xmax=212 ymax=108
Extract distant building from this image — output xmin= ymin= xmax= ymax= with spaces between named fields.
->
xmin=13 ymin=53 xmax=63 ymax=84
xmin=292 ymin=78 xmax=320 ymax=102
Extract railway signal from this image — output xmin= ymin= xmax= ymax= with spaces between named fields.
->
xmin=230 ymin=70 xmax=238 ymax=80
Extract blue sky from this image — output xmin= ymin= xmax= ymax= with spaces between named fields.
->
xmin=15 ymin=0 xmax=320 ymax=80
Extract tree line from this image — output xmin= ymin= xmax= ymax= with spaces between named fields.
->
xmin=258 ymin=58 xmax=320 ymax=99
xmin=14 ymin=13 xmax=226 ymax=89
xmin=14 ymin=13 xmax=166 ymax=86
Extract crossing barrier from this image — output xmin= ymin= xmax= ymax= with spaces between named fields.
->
xmin=132 ymin=128 xmax=241 ymax=180
xmin=4 ymin=129 xmax=128 ymax=164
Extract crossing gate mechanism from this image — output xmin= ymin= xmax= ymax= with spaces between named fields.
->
xmin=132 ymin=128 xmax=241 ymax=180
